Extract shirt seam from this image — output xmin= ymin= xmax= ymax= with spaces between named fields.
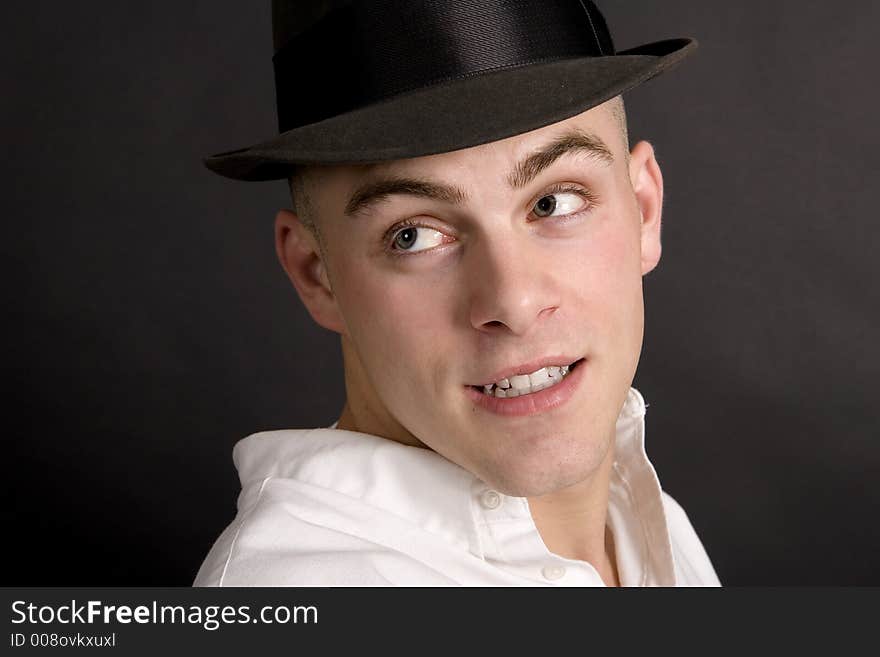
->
xmin=466 ymin=494 xmax=488 ymax=561
xmin=217 ymin=475 xmax=272 ymax=588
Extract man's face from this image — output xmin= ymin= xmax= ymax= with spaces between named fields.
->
xmin=280 ymin=100 xmax=663 ymax=497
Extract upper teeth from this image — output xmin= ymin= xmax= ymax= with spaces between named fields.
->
xmin=481 ymin=364 xmax=572 ymax=398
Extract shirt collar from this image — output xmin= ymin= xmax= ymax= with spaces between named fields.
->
xmin=232 ymin=386 xmax=676 ymax=586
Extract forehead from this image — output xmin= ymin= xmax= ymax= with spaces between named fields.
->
xmin=303 ymin=100 xmax=622 ymax=198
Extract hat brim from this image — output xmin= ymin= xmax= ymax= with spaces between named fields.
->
xmin=205 ymin=37 xmax=696 ymax=181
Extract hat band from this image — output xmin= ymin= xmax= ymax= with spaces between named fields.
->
xmin=272 ymin=0 xmax=614 ymax=133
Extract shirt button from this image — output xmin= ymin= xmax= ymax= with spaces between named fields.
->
xmin=479 ymin=489 xmax=501 ymax=510
xmin=541 ymin=565 xmax=566 ymax=581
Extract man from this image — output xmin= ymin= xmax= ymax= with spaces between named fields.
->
xmin=194 ymin=0 xmax=720 ymax=586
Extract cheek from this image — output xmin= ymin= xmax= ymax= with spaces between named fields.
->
xmin=332 ymin=255 xmax=456 ymax=386
xmin=568 ymin=209 xmax=644 ymax=338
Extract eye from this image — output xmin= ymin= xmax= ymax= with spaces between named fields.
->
xmin=389 ymin=224 xmax=448 ymax=254
xmin=532 ymin=191 xmax=588 ymax=218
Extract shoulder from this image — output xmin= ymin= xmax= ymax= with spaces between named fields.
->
xmin=661 ymin=491 xmax=722 ymax=587
xmin=193 ymin=475 xmax=459 ymax=587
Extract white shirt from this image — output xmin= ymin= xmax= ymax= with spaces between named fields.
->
xmin=194 ymin=387 xmax=720 ymax=586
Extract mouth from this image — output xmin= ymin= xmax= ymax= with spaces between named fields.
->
xmin=468 ymin=357 xmax=585 ymax=399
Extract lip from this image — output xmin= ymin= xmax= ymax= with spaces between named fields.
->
xmin=470 ymin=355 xmax=583 ymax=387
xmin=465 ymin=357 xmax=587 ymax=417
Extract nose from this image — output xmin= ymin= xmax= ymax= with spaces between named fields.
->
xmin=466 ymin=233 xmax=561 ymax=336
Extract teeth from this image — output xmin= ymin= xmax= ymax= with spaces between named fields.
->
xmin=479 ymin=362 xmax=577 ymax=397
xmin=529 ymin=368 xmax=551 ymax=386
xmin=509 ymin=374 xmax=531 ymax=388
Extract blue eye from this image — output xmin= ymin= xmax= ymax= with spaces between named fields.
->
xmin=390 ymin=224 xmax=447 ymax=253
xmin=533 ymin=191 xmax=587 ymax=218
xmin=394 ymin=227 xmax=418 ymax=250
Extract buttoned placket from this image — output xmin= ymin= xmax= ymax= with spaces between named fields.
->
xmin=470 ymin=481 xmax=606 ymax=586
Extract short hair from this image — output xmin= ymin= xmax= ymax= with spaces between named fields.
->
xmin=609 ymin=95 xmax=628 ymax=151
xmin=287 ymin=169 xmax=314 ymax=232
xmin=287 ymin=96 xmax=627 ymax=234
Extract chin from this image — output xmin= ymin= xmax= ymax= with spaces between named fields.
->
xmin=478 ymin=434 xmax=613 ymax=498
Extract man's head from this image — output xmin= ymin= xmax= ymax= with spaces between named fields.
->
xmin=274 ymin=95 xmax=663 ymax=497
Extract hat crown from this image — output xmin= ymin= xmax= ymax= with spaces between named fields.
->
xmin=271 ymin=0 xmax=615 ymax=132
xmin=271 ymin=0 xmax=614 ymax=52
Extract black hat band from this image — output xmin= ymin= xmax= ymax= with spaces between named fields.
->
xmin=273 ymin=0 xmax=615 ymax=132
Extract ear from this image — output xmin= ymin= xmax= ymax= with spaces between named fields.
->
xmin=274 ymin=209 xmax=347 ymax=334
xmin=628 ymin=140 xmax=664 ymax=275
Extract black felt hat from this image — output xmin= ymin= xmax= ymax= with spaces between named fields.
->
xmin=205 ymin=0 xmax=697 ymax=181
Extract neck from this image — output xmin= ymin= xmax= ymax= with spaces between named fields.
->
xmin=335 ymin=336 xmax=424 ymax=447
xmin=527 ymin=437 xmax=620 ymax=587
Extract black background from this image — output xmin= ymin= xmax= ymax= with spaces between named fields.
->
xmin=4 ymin=1 xmax=878 ymax=585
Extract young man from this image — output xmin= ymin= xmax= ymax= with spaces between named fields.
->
xmin=194 ymin=0 xmax=720 ymax=586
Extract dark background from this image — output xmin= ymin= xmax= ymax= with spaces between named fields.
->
xmin=4 ymin=1 xmax=878 ymax=585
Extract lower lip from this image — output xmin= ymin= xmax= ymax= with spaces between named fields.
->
xmin=464 ymin=359 xmax=586 ymax=417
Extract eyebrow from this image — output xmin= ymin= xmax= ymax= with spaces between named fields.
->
xmin=506 ymin=128 xmax=614 ymax=189
xmin=345 ymin=178 xmax=466 ymax=216
xmin=344 ymin=128 xmax=614 ymax=217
